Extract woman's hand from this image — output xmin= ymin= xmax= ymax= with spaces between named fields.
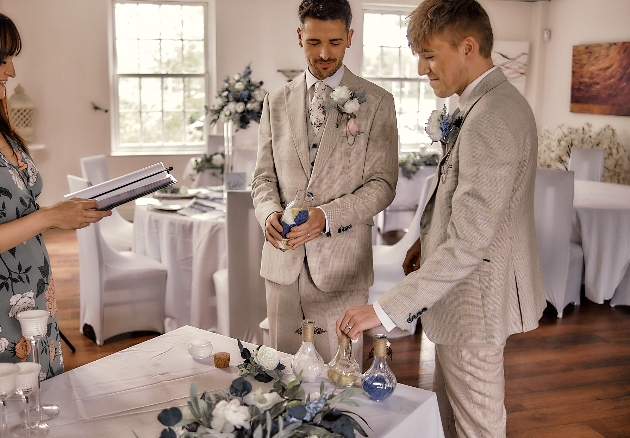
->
xmin=43 ymin=198 xmax=111 ymax=230
xmin=402 ymin=237 xmax=422 ymax=275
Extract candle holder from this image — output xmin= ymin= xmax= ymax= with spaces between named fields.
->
xmin=11 ymin=362 xmax=48 ymax=437
xmin=16 ymin=310 xmax=60 ymax=422
xmin=0 ymin=363 xmax=19 ymax=436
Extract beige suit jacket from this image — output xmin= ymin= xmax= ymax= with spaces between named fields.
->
xmin=252 ymin=68 xmax=398 ymax=292
xmin=379 ymin=69 xmax=546 ymax=346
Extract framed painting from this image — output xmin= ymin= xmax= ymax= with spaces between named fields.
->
xmin=571 ymin=42 xmax=630 ymax=116
xmin=492 ymin=40 xmax=529 ymax=96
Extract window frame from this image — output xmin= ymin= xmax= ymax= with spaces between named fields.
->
xmin=109 ymin=0 xmax=216 ymax=156
xmin=361 ymin=5 xmax=445 ymax=154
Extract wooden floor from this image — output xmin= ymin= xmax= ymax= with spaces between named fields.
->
xmin=44 ymin=228 xmax=630 ymax=437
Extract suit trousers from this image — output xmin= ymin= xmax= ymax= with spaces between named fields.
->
xmin=265 ymin=259 xmax=368 ymax=365
xmin=433 ymin=343 xmax=506 ymax=438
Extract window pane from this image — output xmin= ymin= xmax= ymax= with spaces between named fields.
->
xmin=381 ymin=47 xmax=399 ymax=77
xmin=163 ymin=78 xmax=184 ymax=111
xmin=161 ymin=39 xmax=183 ymax=73
xmin=183 ymin=41 xmax=204 ymax=74
xmin=381 ymin=14 xmax=403 ymax=48
xmin=141 ymin=111 xmax=162 ymax=143
xmin=119 ymin=77 xmax=140 ymax=111
xmin=186 ymin=111 xmax=204 ymax=143
xmin=184 ymin=78 xmax=206 ymax=111
xmin=363 ymin=13 xmax=382 ymax=47
xmin=137 ymin=3 xmax=161 ymax=39
xmin=160 ymin=5 xmax=182 ymax=40
xmin=115 ymin=3 xmax=138 ymax=40
xmin=182 ymin=5 xmax=205 ymax=40
xmin=119 ymin=111 xmax=140 ymax=144
xmin=362 ymin=46 xmax=380 ymax=77
xmin=141 ymin=77 xmax=162 ymax=111
xmin=401 ymin=48 xmax=418 ymax=78
xmin=164 ymin=111 xmax=184 ymax=143
xmin=138 ymin=40 xmax=161 ymax=73
xmin=117 ymin=39 xmax=139 ymax=74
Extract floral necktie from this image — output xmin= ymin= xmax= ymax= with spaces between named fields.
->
xmin=309 ymin=81 xmax=327 ymax=133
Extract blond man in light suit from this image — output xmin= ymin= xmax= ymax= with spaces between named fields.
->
xmin=337 ymin=1 xmax=546 ymax=436
xmin=252 ymin=0 xmax=398 ymax=362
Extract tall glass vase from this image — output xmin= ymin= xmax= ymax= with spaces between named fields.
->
xmin=223 ymin=119 xmax=234 ymax=174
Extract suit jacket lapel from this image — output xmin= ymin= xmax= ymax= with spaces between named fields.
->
xmin=286 ymin=73 xmax=311 ymax=177
xmin=310 ymin=68 xmax=356 ymax=182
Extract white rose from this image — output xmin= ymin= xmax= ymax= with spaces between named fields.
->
xmin=226 ymin=102 xmax=236 ymax=112
xmin=213 ymin=97 xmax=225 ymax=107
xmin=254 ymin=345 xmax=280 ymax=370
xmin=330 ymin=85 xmax=351 ymax=104
xmin=211 ymin=399 xmax=250 ymax=431
xmin=211 ymin=154 xmax=225 ymax=167
xmin=425 ymin=109 xmax=443 ymax=142
xmin=233 ymin=74 xmax=241 ymax=81
xmin=235 ymin=102 xmax=246 ymax=113
xmin=342 ymin=98 xmax=360 ymax=115
xmin=243 ymin=388 xmax=283 ymax=412
xmin=246 ymin=101 xmax=261 ymax=111
xmin=234 ymin=81 xmax=245 ymax=91
xmin=252 ymin=89 xmax=266 ymax=101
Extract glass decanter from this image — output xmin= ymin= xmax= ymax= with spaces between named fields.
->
xmin=327 ymin=333 xmax=360 ymax=387
xmin=0 ymin=363 xmax=19 ymax=436
xmin=291 ymin=319 xmax=324 ymax=382
xmin=362 ymin=334 xmax=396 ymax=401
xmin=279 ymin=190 xmax=313 ymax=250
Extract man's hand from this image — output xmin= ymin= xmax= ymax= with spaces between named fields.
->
xmin=286 ymin=207 xmax=325 ymax=249
xmin=336 ymin=305 xmax=381 ymax=341
xmin=264 ymin=212 xmax=285 ymax=250
xmin=402 ymin=237 xmax=422 ymax=275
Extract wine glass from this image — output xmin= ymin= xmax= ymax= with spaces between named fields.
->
xmin=15 ymin=310 xmax=60 ymax=421
xmin=10 ymin=362 xmax=48 ymax=437
xmin=0 ymin=363 xmax=19 ymax=436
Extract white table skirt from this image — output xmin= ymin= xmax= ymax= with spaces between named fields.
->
xmin=133 ymin=204 xmax=227 ymax=332
xmin=22 ymin=326 xmax=443 ymax=437
xmin=572 ymin=180 xmax=630 ymax=304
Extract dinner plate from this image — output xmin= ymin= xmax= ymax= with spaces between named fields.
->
xmin=149 ymin=201 xmax=191 ymax=211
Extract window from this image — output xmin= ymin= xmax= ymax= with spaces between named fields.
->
xmin=362 ymin=10 xmax=445 ymax=153
xmin=111 ymin=1 xmax=212 ymax=155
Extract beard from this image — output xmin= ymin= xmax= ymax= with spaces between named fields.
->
xmin=307 ymin=56 xmax=344 ymax=80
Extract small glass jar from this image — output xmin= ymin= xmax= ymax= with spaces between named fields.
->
xmin=362 ymin=334 xmax=396 ymax=401
xmin=291 ymin=320 xmax=324 ymax=382
xmin=188 ymin=339 xmax=213 ymax=359
xmin=327 ymin=333 xmax=360 ymax=387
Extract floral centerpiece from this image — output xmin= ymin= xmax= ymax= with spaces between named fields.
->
xmin=236 ymin=340 xmax=285 ymax=383
xmin=208 ymin=64 xmax=266 ymax=131
xmin=398 ymin=152 xmax=440 ymax=180
xmin=192 ymin=152 xmax=225 ymax=181
xmin=538 ymin=123 xmax=630 ymax=185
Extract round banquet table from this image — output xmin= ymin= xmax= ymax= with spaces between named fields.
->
xmin=571 ymin=180 xmax=630 ymax=305
xmin=133 ymin=200 xmax=226 ymax=332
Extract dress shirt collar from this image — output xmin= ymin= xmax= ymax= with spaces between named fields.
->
xmin=456 ymin=65 xmax=498 ymax=111
xmin=306 ymin=65 xmax=345 ymax=92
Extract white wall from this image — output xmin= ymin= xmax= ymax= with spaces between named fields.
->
xmin=0 ymin=0 xmax=627 ymax=206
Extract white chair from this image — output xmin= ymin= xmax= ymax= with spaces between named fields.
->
xmin=68 ymin=175 xmax=168 ymax=345
xmin=534 ymin=169 xmax=584 ymax=318
xmin=568 ymin=148 xmax=604 ymax=182
xmin=80 ymin=155 xmax=134 ymax=251
xmin=212 ymin=190 xmax=267 ymax=344
xmin=369 ymin=174 xmax=434 ymax=334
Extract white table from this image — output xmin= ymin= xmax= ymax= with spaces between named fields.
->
xmin=25 ymin=326 xmax=443 ymax=437
xmin=572 ymin=180 xmax=630 ymax=305
xmin=133 ymin=199 xmax=226 ymax=332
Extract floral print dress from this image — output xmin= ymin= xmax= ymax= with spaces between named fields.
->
xmin=0 ymin=137 xmax=62 ymax=379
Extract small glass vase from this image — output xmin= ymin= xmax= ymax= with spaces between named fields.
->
xmin=291 ymin=320 xmax=324 ymax=382
xmin=362 ymin=334 xmax=396 ymax=401
xmin=327 ymin=333 xmax=360 ymax=387
xmin=279 ymin=190 xmax=313 ymax=250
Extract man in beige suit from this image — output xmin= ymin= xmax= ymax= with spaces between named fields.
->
xmin=337 ymin=0 xmax=546 ymax=436
xmin=252 ymin=0 xmax=398 ymax=363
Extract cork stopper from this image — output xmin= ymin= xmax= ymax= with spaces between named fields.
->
xmin=373 ymin=334 xmax=388 ymax=357
xmin=302 ymin=320 xmax=315 ymax=342
xmin=339 ymin=333 xmax=351 ymax=346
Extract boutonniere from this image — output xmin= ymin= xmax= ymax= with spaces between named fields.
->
xmin=326 ymin=85 xmax=366 ymax=145
xmin=425 ymin=104 xmax=452 ymax=146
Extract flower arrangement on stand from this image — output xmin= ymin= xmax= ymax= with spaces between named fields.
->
xmin=398 ymin=152 xmax=441 ymax=180
xmin=192 ymin=152 xmax=225 ymax=182
xmin=538 ymin=123 xmax=630 ymax=185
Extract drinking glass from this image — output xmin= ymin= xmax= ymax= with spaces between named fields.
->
xmin=279 ymin=190 xmax=314 ymax=250
xmin=11 ymin=362 xmax=48 ymax=438
xmin=15 ymin=310 xmax=60 ymax=421
xmin=0 ymin=363 xmax=19 ymax=436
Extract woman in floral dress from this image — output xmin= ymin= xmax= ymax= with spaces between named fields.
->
xmin=0 ymin=14 xmax=110 ymax=379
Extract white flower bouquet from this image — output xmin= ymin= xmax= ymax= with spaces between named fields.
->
xmin=192 ymin=152 xmax=225 ymax=181
xmin=208 ymin=64 xmax=266 ymax=131
xmin=538 ymin=123 xmax=630 ymax=185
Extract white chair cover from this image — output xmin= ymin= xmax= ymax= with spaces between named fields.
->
xmin=68 ymin=175 xmax=167 ymax=345
xmin=534 ymin=169 xmax=583 ymax=317
xmin=80 ymin=155 xmax=134 ymax=251
xmin=369 ymin=174 xmax=434 ymax=334
xmin=568 ymin=148 xmax=604 ymax=182
xmin=212 ymin=190 xmax=266 ymax=344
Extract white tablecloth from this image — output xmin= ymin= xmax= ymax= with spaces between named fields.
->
xmin=24 ymin=326 xmax=443 ymax=437
xmin=133 ymin=202 xmax=226 ymax=332
xmin=572 ymin=180 xmax=630 ymax=304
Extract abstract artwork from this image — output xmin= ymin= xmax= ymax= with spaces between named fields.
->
xmin=492 ymin=40 xmax=529 ymax=96
xmin=571 ymin=42 xmax=630 ymax=116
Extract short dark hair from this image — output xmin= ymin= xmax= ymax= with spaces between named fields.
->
xmin=298 ymin=0 xmax=353 ymax=32
xmin=407 ymin=0 xmax=493 ymax=58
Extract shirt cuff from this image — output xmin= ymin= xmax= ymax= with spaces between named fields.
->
xmin=316 ymin=206 xmax=330 ymax=234
xmin=373 ymin=301 xmax=397 ymax=332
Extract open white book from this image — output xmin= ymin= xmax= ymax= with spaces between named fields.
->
xmin=65 ymin=162 xmax=177 ymax=210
